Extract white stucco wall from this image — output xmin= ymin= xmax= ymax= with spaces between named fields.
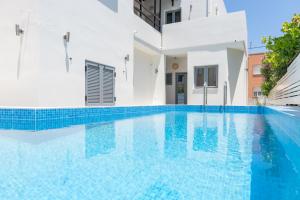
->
xmin=162 ymin=11 xmax=247 ymax=53
xmin=187 ymin=47 xmax=247 ymax=105
xmin=133 ymin=15 xmax=162 ymax=51
xmin=188 ymin=48 xmax=227 ymax=105
xmin=227 ymin=48 xmax=247 ymax=105
xmin=160 ymin=0 xmax=227 ymax=25
xmin=166 ymin=56 xmax=187 ymax=104
xmin=0 ymin=0 xmax=247 ymax=107
xmin=0 ymin=0 xmax=40 ymax=107
xmin=133 ymin=48 xmax=165 ymax=105
xmin=0 ymin=0 xmax=167 ymax=107
xmin=36 ymin=0 xmax=137 ymax=107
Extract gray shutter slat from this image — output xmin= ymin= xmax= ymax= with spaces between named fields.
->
xmin=102 ymin=67 xmax=114 ymax=104
xmin=85 ymin=61 xmax=115 ymax=106
xmin=86 ymin=64 xmax=101 ymax=105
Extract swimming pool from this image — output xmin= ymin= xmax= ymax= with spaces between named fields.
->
xmin=0 ymin=106 xmax=299 ymax=199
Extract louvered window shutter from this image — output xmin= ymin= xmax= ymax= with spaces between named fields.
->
xmin=86 ymin=63 xmax=101 ymax=105
xmin=85 ymin=61 xmax=115 ymax=106
xmin=102 ymin=66 xmax=115 ymax=104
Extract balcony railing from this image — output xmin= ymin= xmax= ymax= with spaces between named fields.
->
xmin=134 ymin=0 xmax=161 ymax=31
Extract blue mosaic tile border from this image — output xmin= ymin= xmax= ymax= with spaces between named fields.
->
xmin=0 ymin=106 xmax=265 ymax=120
xmin=0 ymin=105 xmax=265 ymax=131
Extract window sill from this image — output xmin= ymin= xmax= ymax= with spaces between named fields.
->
xmin=193 ymin=87 xmax=218 ymax=94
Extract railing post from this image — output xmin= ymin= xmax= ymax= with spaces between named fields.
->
xmin=223 ymin=81 xmax=227 ymax=106
xmin=203 ymin=82 xmax=207 ymax=105
xmin=154 ymin=0 xmax=156 ymax=29
xmin=139 ymin=0 xmax=142 ymax=17
xmin=159 ymin=0 xmax=161 ymax=31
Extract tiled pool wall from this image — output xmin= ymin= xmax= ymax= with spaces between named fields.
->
xmin=0 ymin=105 xmax=291 ymax=131
xmin=263 ymin=106 xmax=300 ymax=171
xmin=0 ymin=105 xmax=265 ymax=120
xmin=0 ymin=105 xmax=263 ymax=131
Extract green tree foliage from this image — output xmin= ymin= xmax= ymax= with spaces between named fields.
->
xmin=261 ymin=14 xmax=300 ymax=96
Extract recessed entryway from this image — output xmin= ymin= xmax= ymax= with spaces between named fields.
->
xmin=165 ymin=55 xmax=187 ymax=104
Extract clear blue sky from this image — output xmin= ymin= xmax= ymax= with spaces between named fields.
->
xmin=224 ymin=0 xmax=300 ymax=53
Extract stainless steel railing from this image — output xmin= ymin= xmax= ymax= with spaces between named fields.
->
xmin=223 ymin=81 xmax=227 ymax=106
xmin=203 ymin=82 xmax=208 ymax=105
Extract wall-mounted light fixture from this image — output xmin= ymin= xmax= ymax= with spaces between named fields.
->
xmin=15 ymin=24 xmax=24 ymax=36
xmin=63 ymin=32 xmax=71 ymax=72
xmin=63 ymin=32 xmax=70 ymax=43
xmin=16 ymin=24 xmax=25 ymax=79
xmin=172 ymin=63 xmax=179 ymax=70
xmin=125 ymin=54 xmax=130 ymax=62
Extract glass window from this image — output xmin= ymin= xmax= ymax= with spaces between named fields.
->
xmin=253 ymin=87 xmax=262 ymax=97
xmin=194 ymin=68 xmax=205 ymax=87
xmin=166 ymin=12 xmax=173 ymax=24
xmin=175 ymin=10 xmax=181 ymax=22
xmin=194 ymin=66 xmax=218 ymax=88
xmin=253 ymin=65 xmax=262 ymax=75
xmin=166 ymin=73 xmax=172 ymax=85
xmin=208 ymin=67 xmax=217 ymax=87
xmin=166 ymin=9 xmax=181 ymax=24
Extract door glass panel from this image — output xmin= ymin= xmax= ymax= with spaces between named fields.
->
xmin=177 ymin=75 xmax=183 ymax=83
xmin=176 ymin=74 xmax=186 ymax=104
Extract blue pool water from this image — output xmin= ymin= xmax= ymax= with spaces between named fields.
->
xmin=0 ymin=109 xmax=300 ymax=199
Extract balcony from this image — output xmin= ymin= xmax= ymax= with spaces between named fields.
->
xmin=162 ymin=11 xmax=248 ymax=53
xmin=134 ymin=0 xmax=162 ymax=31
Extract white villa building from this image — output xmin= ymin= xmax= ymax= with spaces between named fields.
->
xmin=0 ymin=0 xmax=247 ymax=107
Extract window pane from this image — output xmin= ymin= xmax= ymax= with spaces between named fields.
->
xmin=166 ymin=73 xmax=172 ymax=85
xmin=253 ymin=65 xmax=262 ymax=75
xmin=195 ymin=68 xmax=204 ymax=87
xmin=166 ymin=12 xmax=173 ymax=24
xmin=207 ymin=67 xmax=217 ymax=87
xmin=175 ymin=10 xmax=181 ymax=22
xmin=177 ymin=75 xmax=183 ymax=83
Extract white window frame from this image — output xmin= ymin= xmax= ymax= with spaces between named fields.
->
xmin=165 ymin=8 xmax=181 ymax=24
xmin=194 ymin=65 xmax=218 ymax=88
xmin=253 ymin=64 xmax=262 ymax=75
xmin=253 ymin=87 xmax=262 ymax=97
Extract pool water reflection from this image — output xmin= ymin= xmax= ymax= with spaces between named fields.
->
xmin=0 ymin=111 xmax=299 ymax=200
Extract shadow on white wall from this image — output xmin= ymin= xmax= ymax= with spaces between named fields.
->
xmin=98 ymin=0 xmax=118 ymax=12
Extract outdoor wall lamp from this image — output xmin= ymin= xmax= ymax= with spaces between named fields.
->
xmin=125 ymin=54 xmax=130 ymax=62
xmin=63 ymin=32 xmax=71 ymax=72
xmin=16 ymin=24 xmax=24 ymax=79
xmin=63 ymin=32 xmax=70 ymax=43
xmin=15 ymin=24 xmax=24 ymax=36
